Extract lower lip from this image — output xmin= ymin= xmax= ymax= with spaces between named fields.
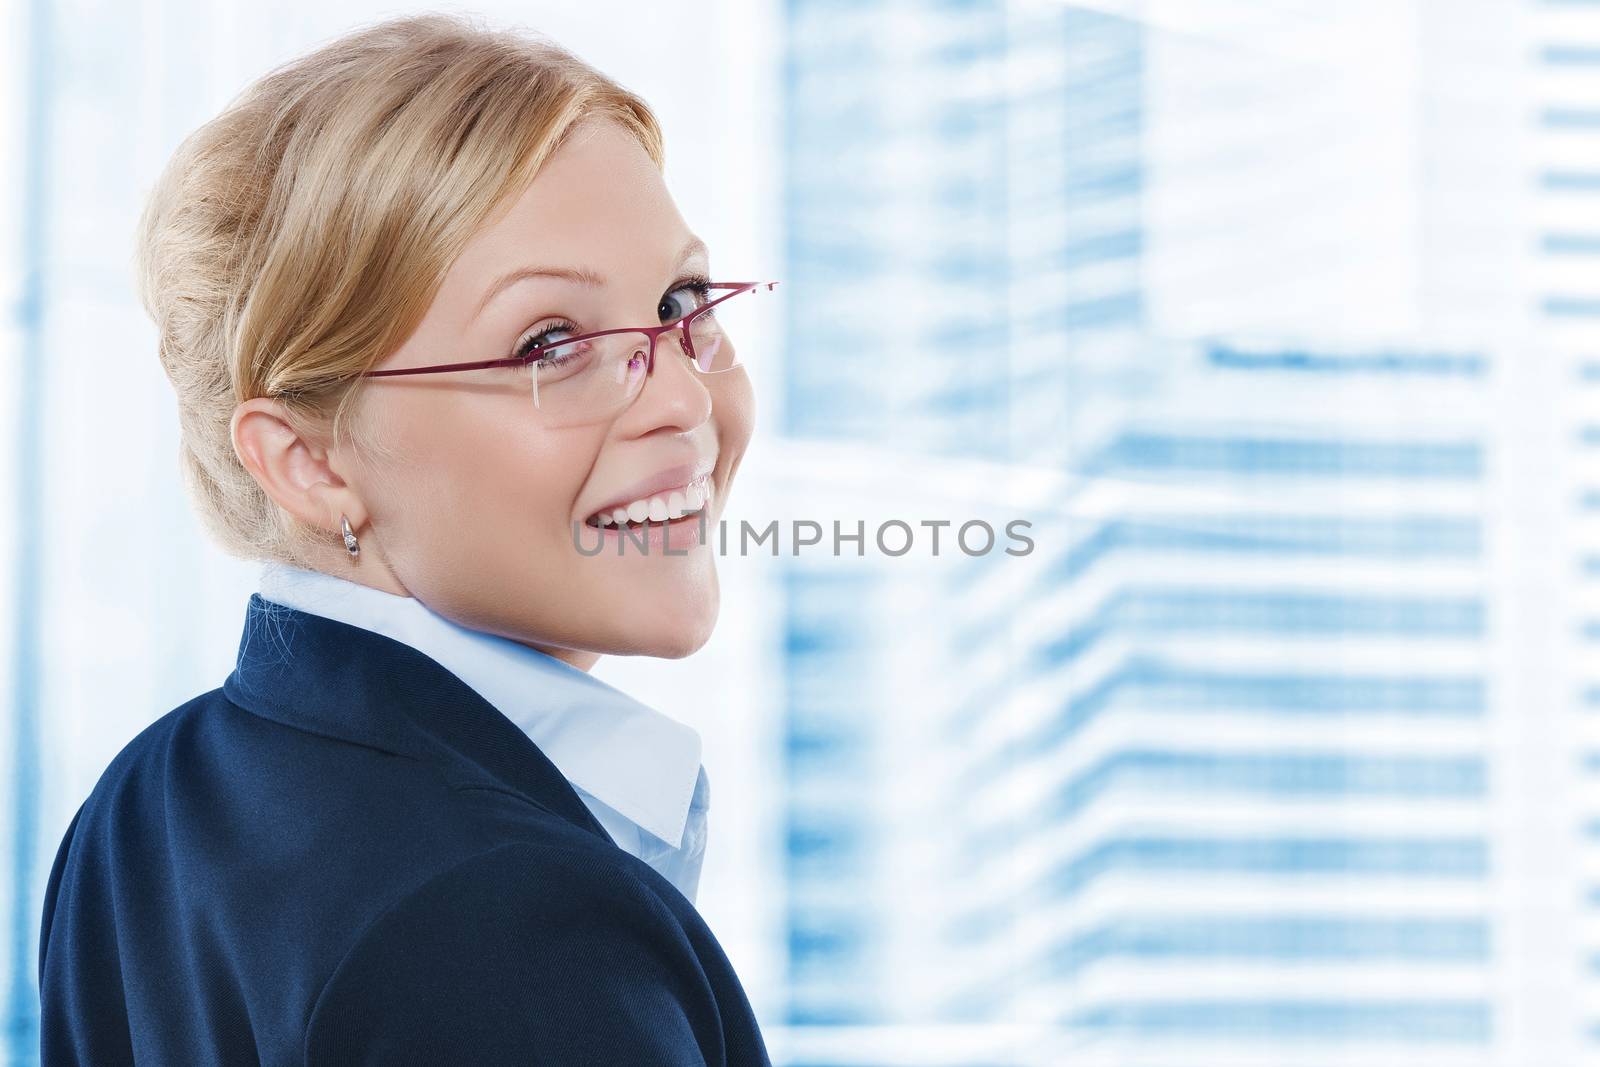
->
xmin=582 ymin=507 xmax=712 ymax=553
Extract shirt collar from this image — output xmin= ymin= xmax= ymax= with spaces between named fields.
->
xmin=257 ymin=561 xmax=704 ymax=850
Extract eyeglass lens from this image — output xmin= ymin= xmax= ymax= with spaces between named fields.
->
xmin=528 ymin=284 xmax=768 ymax=426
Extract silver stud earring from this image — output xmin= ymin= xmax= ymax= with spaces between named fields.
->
xmin=340 ymin=514 xmax=360 ymax=561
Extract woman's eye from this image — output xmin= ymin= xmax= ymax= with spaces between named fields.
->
xmin=660 ymin=282 xmax=712 ymax=324
xmin=515 ymin=323 xmax=577 ymax=361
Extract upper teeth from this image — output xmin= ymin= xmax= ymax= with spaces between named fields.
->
xmin=590 ymin=482 xmax=711 ymax=527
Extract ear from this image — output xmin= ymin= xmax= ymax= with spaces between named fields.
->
xmin=231 ymin=397 xmax=366 ymax=533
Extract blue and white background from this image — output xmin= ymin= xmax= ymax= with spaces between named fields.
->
xmin=8 ymin=0 xmax=1600 ymax=1064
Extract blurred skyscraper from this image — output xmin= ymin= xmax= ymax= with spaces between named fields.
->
xmin=771 ymin=1 xmax=1592 ymax=1065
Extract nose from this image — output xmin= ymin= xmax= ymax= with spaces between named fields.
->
xmin=629 ymin=326 xmax=713 ymax=430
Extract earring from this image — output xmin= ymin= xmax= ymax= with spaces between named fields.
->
xmin=340 ymin=514 xmax=360 ymax=561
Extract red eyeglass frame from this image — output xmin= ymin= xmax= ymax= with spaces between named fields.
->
xmin=359 ymin=279 xmax=780 ymax=380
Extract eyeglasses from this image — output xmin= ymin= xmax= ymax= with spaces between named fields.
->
xmin=360 ymin=279 xmax=779 ymax=428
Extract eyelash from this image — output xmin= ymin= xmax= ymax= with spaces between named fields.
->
xmin=511 ymin=274 xmax=715 ymax=362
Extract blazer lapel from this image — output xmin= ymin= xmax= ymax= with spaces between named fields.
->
xmin=223 ymin=593 xmax=614 ymax=844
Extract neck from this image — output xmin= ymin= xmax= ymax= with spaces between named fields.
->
xmin=285 ymin=550 xmax=603 ymax=674
xmin=530 ymin=644 xmax=601 ymax=673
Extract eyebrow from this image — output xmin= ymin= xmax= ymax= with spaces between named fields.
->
xmin=474 ymin=235 xmax=710 ymax=321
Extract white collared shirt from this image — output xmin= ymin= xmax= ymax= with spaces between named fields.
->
xmin=256 ymin=561 xmax=710 ymax=905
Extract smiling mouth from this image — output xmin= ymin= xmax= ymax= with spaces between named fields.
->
xmin=583 ymin=475 xmax=714 ymax=530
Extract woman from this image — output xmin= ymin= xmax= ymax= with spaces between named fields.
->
xmin=36 ymin=12 xmax=774 ymax=1065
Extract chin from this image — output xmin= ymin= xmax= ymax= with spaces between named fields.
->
xmin=650 ymin=612 xmax=716 ymax=659
xmin=621 ymin=600 xmax=718 ymax=659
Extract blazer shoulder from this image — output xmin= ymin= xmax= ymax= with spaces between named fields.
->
xmin=303 ymin=839 xmax=729 ymax=1066
xmin=72 ymin=687 xmax=222 ymax=812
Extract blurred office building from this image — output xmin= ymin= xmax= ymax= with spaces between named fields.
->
xmin=772 ymin=1 xmax=1586 ymax=1064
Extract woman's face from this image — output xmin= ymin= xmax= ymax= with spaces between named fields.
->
xmin=345 ymin=117 xmax=755 ymax=664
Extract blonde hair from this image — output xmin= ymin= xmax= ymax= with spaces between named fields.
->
xmin=133 ymin=12 xmax=664 ymax=564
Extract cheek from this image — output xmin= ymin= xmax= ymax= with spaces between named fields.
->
xmin=715 ymin=374 xmax=756 ymax=451
xmin=364 ymin=389 xmax=593 ymax=557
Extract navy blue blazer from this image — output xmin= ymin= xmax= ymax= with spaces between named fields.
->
xmin=37 ymin=593 xmax=772 ymax=1066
